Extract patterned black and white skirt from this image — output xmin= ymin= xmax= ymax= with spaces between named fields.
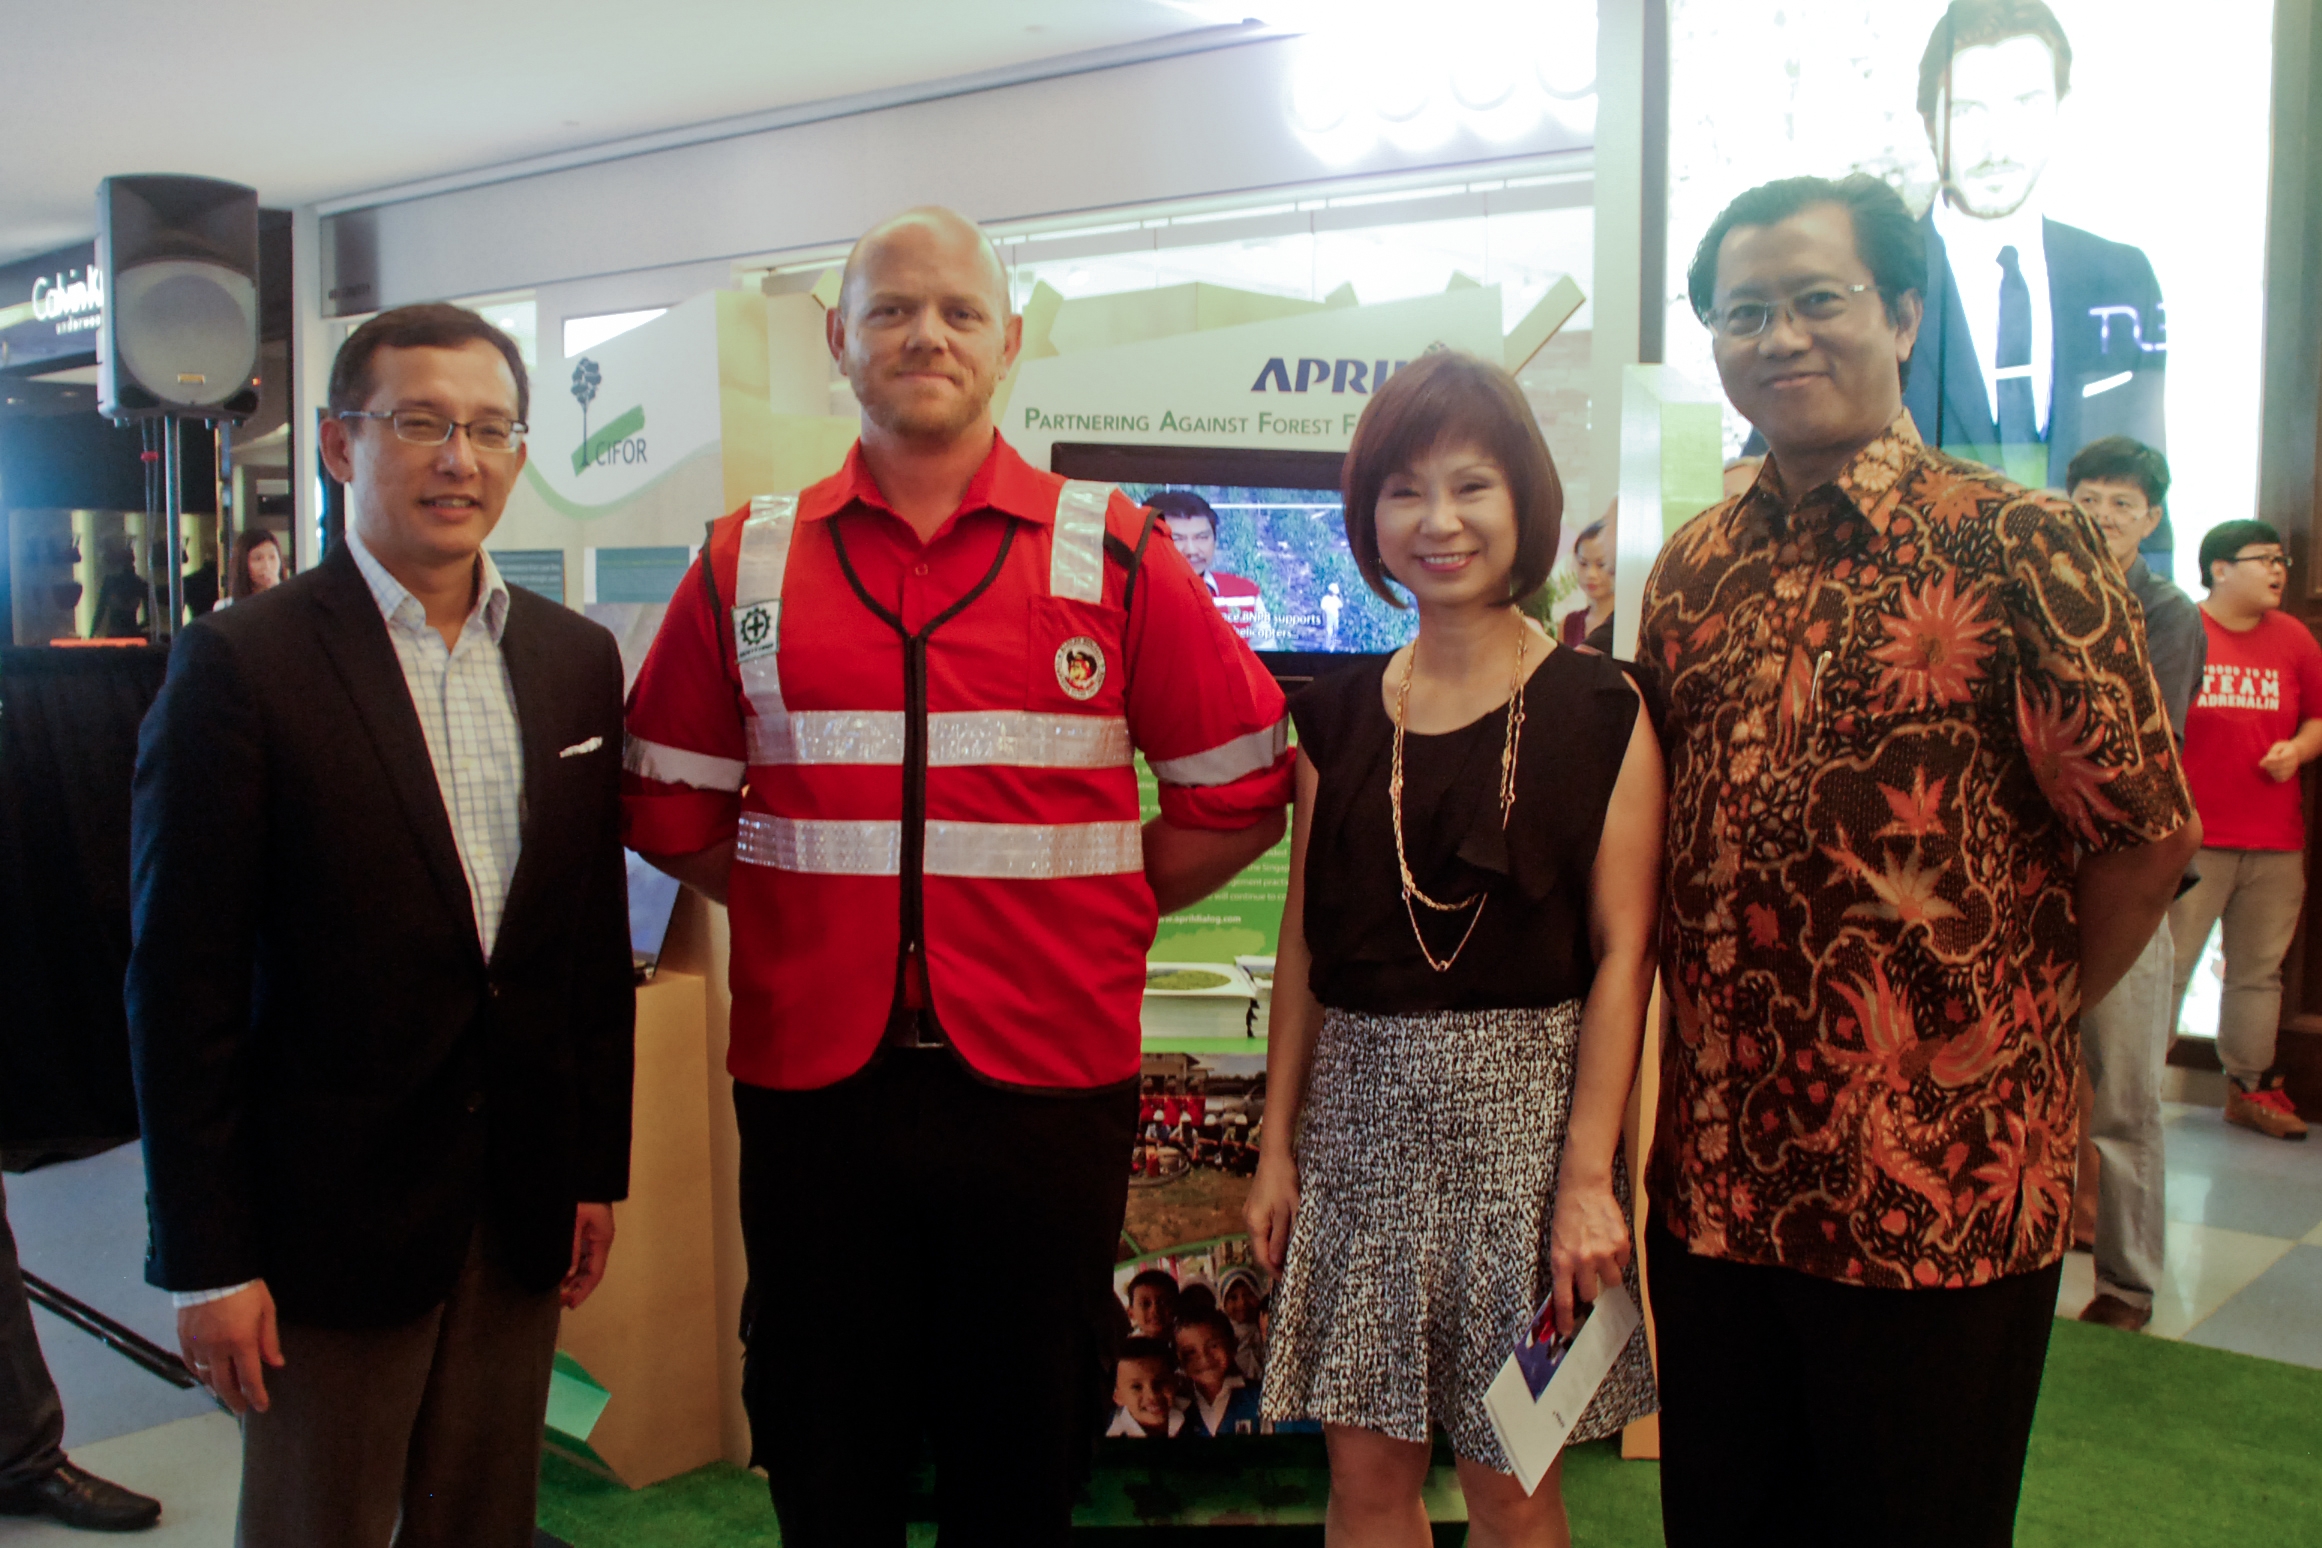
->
xmin=1258 ymin=1000 xmax=1658 ymax=1469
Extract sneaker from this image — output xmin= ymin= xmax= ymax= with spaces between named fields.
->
xmin=2225 ymin=1078 xmax=2310 ymax=1141
xmin=2078 ymin=1292 xmax=2152 ymax=1332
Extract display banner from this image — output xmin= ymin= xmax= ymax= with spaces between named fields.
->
xmin=491 ymin=288 xmax=855 ymax=683
xmin=489 ymin=548 xmax=565 ymax=604
xmin=1009 ymin=288 xmax=1509 ymax=469
xmin=1140 ymin=752 xmax=1293 ymax=966
xmin=1664 ymin=0 xmax=2275 ymax=585
xmin=520 ymin=290 xmax=724 ymax=520
xmin=0 ymin=241 xmax=103 ymax=374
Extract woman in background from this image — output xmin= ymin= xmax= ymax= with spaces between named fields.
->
xmin=1559 ymin=514 xmax=1614 ymax=651
xmin=1249 ymin=352 xmax=1661 ymax=1546
xmin=222 ymin=529 xmax=284 ymax=605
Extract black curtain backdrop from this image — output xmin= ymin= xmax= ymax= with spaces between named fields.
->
xmin=0 ymin=646 xmax=168 ymax=1159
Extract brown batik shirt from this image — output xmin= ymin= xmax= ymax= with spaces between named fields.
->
xmin=1639 ymin=412 xmax=2192 ymax=1290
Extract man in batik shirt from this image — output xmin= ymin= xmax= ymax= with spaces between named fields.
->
xmin=1640 ymin=174 xmax=2198 ymax=1548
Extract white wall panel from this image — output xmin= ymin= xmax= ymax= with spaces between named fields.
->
xmin=328 ymin=36 xmax=1592 ymax=310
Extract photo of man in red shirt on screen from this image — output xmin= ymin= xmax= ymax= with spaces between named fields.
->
xmin=1151 ymin=490 xmax=1278 ymax=650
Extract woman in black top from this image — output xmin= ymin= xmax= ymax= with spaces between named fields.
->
xmin=1247 ymin=352 xmax=1664 ymax=1543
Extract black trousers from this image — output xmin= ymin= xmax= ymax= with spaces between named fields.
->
xmin=734 ymin=1050 xmax=1136 ymax=1548
xmin=0 ymin=1172 xmax=67 ymax=1491
xmin=1648 ymin=1219 xmax=2061 ymax=1548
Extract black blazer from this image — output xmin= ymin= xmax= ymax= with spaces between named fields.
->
xmin=1904 ymin=212 xmax=2169 ymax=547
xmin=127 ymin=545 xmax=634 ymax=1328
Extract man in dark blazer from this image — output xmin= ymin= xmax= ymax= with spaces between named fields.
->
xmin=1906 ymin=0 xmax=2170 ymax=555
xmin=127 ymin=304 xmax=633 ymax=1547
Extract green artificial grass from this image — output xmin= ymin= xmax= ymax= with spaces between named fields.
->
xmin=537 ymin=1318 xmax=2322 ymax=1545
xmin=537 ymin=1452 xmax=771 ymax=1546
xmin=2017 ymin=1318 xmax=2322 ymax=1543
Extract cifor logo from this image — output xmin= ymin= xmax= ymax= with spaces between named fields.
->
xmin=568 ymin=355 xmax=648 ymax=474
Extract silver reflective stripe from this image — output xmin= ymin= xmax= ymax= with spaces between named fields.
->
xmin=734 ymin=493 xmax=799 ymax=730
xmin=747 ymin=710 xmax=1133 ymax=768
xmin=735 ymin=814 xmax=901 ymax=874
xmin=927 ymin=818 xmax=1142 ymax=878
xmin=1050 ymin=480 xmax=1112 ymax=603
xmin=749 ymin=710 xmax=900 ymax=767
xmin=1148 ymin=716 xmax=1291 ymax=788
xmin=623 ymin=733 xmax=747 ymax=793
xmin=735 ymin=813 xmax=1143 ymax=878
xmin=932 ymin=711 xmax=1131 ymax=767
xmin=735 ymin=492 xmax=798 ymax=607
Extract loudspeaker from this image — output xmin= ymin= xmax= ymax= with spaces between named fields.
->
xmin=97 ymin=175 xmax=260 ymax=421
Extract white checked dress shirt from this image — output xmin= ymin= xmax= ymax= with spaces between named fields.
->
xmin=175 ymin=531 xmax=527 ymax=1308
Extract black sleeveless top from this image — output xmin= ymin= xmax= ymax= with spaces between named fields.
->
xmin=1292 ymin=646 xmax=1639 ymax=1014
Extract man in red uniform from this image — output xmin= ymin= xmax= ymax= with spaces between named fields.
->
xmin=1150 ymin=489 xmax=1278 ymax=649
xmin=622 ymin=207 xmax=1291 ymax=1544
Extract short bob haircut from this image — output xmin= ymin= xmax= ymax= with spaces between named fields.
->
xmin=1341 ymin=350 xmax=1562 ymax=609
xmin=2064 ymin=436 xmax=2170 ymax=509
xmin=2197 ymin=519 xmax=2284 ymax=593
xmin=327 ymin=302 xmax=530 ymax=424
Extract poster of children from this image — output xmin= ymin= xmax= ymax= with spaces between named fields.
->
xmin=1112 ymin=1050 xmax=1318 ymax=1441
xmin=1109 ymin=1053 xmax=1318 ymax=1438
xmin=1109 ymin=1240 xmax=1317 ymax=1440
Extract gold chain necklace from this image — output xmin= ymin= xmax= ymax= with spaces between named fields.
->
xmin=1389 ymin=620 xmax=1529 ymax=973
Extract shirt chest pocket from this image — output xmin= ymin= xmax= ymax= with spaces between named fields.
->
xmin=1023 ymin=596 xmax=1127 ymax=717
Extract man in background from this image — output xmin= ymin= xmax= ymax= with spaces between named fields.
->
xmin=1906 ymin=0 xmax=2169 ymax=561
xmin=2066 ymin=435 xmax=2204 ymax=1331
xmin=2169 ymin=520 xmax=2322 ymax=1141
xmin=129 ymin=304 xmax=635 ymax=1546
xmin=1152 ymin=489 xmax=1278 ymax=649
xmin=0 ymin=1178 xmax=162 ymax=1531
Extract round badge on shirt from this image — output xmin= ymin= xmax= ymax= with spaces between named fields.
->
xmin=1056 ymin=637 xmax=1106 ymax=700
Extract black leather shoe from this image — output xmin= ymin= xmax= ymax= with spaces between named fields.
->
xmin=0 ymin=1460 xmax=162 ymax=1531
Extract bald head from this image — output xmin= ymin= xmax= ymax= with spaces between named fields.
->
xmin=827 ymin=205 xmax=1023 ymax=451
xmin=840 ymin=206 xmax=1012 ymax=321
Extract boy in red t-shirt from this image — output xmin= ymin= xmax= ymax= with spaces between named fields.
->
xmin=2170 ymin=519 xmax=2322 ymax=1139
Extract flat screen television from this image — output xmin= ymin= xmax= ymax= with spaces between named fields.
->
xmin=1048 ymin=442 xmax=1413 ymax=684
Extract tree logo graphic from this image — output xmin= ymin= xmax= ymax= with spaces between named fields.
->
xmin=571 ymin=358 xmax=601 ymax=466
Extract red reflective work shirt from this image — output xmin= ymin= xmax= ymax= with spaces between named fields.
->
xmin=623 ymin=434 xmax=1292 ymax=1091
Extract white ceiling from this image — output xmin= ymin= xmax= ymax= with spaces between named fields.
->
xmin=0 ymin=1 xmax=1242 ymax=266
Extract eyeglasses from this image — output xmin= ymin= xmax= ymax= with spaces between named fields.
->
xmin=2230 ymin=551 xmax=2292 ymax=573
xmin=337 ymin=410 xmax=527 ymax=453
xmin=1703 ymin=284 xmax=1873 ymax=340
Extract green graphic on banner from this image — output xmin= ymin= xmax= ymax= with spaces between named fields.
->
xmin=571 ymin=404 xmax=646 ymax=475
xmin=1139 ymin=746 xmax=1292 ymax=963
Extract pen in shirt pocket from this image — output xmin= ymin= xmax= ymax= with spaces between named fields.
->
xmin=1788 ymin=649 xmax=1833 ymax=750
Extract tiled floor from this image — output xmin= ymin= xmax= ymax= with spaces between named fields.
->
xmin=7 ymin=1099 xmax=2321 ymax=1544
xmin=2052 ymin=1101 xmax=2322 ymax=1361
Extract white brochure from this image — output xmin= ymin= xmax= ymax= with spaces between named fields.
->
xmin=1482 ymin=1282 xmax=1641 ymax=1496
